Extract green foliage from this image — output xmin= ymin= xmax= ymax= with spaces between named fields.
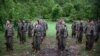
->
xmin=51 ymin=4 xmax=63 ymax=21
xmin=62 ymin=3 xmax=73 ymax=17
xmin=0 ymin=0 xmax=99 ymax=28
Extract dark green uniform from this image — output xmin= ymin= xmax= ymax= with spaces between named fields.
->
xmin=85 ymin=22 xmax=96 ymax=50
xmin=5 ymin=23 xmax=14 ymax=51
xmin=56 ymin=23 xmax=68 ymax=51
xmin=20 ymin=20 xmax=27 ymax=44
xmin=72 ymin=22 xmax=77 ymax=38
xmin=17 ymin=20 xmax=21 ymax=38
xmin=32 ymin=23 xmax=43 ymax=51
xmin=77 ymin=22 xmax=84 ymax=43
xmin=28 ymin=21 xmax=33 ymax=37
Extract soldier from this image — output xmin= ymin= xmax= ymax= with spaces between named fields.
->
xmin=85 ymin=20 xmax=96 ymax=50
xmin=17 ymin=20 xmax=21 ymax=38
xmin=5 ymin=20 xmax=14 ymax=52
xmin=38 ymin=19 xmax=48 ymax=42
xmin=20 ymin=20 xmax=27 ymax=44
xmin=28 ymin=20 xmax=33 ymax=37
xmin=56 ymin=20 xmax=68 ymax=51
xmin=42 ymin=20 xmax=48 ymax=38
xmin=77 ymin=21 xmax=84 ymax=43
xmin=32 ymin=20 xmax=43 ymax=53
xmin=71 ymin=21 xmax=77 ymax=38
xmin=56 ymin=19 xmax=61 ymax=31
xmin=95 ymin=19 xmax=100 ymax=42
xmin=25 ymin=20 xmax=29 ymax=32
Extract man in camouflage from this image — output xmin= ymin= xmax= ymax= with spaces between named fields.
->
xmin=28 ymin=20 xmax=33 ymax=37
xmin=32 ymin=20 xmax=43 ymax=53
xmin=56 ymin=20 xmax=68 ymax=51
xmin=72 ymin=21 xmax=77 ymax=38
xmin=42 ymin=20 xmax=48 ymax=38
xmin=37 ymin=19 xmax=48 ymax=42
xmin=85 ymin=20 xmax=96 ymax=50
xmin=20 ymin=20 xmax=27 ymax=44
xmin=17 ymin=19 xmax=21 ymax=38
xmin=5 ymin=20 xmax=14 ymax=52
xmin=76 ymin=21 xmax=84 ymax=43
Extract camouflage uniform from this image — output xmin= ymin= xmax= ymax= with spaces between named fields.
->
xmin=77 ymin=22 xmax=84 ymax=43
xmin=56 ymin=22 xmax=68 ymax=51
xmin=28 ymin=21 xmax=33 ymax=37
xmin=42 ymin=20 xmax=48 ymax=38
xmin=32 ymin=23 xmax=43 ymax=51
xmin=38 ymin=19 xmax=48 ymax=42
xmin=20 ymin=21 xmax=27 ymax=44
xmin=5 ymin=23 xmax=14 ymax=51
xmin=85 ymin=22 xmax=96 ymax=50
xmin=71 ymin=22 xmax=77 ymax=38
xmin=17 ymin=20 xmax=22 ymax=38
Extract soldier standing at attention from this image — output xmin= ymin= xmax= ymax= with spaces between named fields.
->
xmin=56 ymin=20 xmax=68 ymax=52
xmin=37 ymin=19 xmax=48 ymax=42
xmin=5 ymin=20 xmax=14 ymax=52
xmin=20 ymin=20 xmax=27 ymax=44
xmin=77 ymin=21 xmax=84 ymax=43
xmin=28 ymin=20 xmax=33 ymax=37
xmin=32 ymin=20 xmax=43 ymax=53
xmin=42 ymin=19 xmax=48 ymax=39
xmin=85 ymin=20 xmax=96 ymax=50
xmin=72 ymin=21 xmax=77 ymax=38
xmin=17 ymin=19 xmax=21 ymax=38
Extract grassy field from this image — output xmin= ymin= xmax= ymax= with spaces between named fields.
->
xmin=0 ymin=21 xmax=100 ymax=56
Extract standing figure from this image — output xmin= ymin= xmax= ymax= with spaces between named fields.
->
xmin=85 ymin=20 xmax=96 ymax=50
xmin=56 ymin=20 xmax=68 ymax=51
xmin=28 ymin=20 xmax=33 ymax=37
xmin=5 ymin=20 xmax=14 ymax=52
xmin=32 ymin=20 xmax=43 ymax=53
xmin=77 ymin=22 xmax=84 ymax=43
xmin=37 ymin=19 xmax=48 ymax=42
xmin=42 ymin=20 xmax=48 ymax=38
xmin=17 ymin=20 xmax=22 ymax=38
xmin=72 ymin=21 xmax=77 ymax=38
xmin=20 ymin=20 xmax=27 ymax=44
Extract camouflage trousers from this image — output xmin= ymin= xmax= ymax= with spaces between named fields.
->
xmin=32 ymin=36 xmax=41 ymax=51
xmin=5 ymin=36 xmax=13 ymax=51
xmin=28 ymin=30 xmax=32 ymax=37
xmin=72 ymin=31 xmax=76 ymax=38
xmin=17 ymin=31 xmax=20 ymax=38
xmin=57 ymin=36 xmax=66 ymax=51
xmin=20 ymin=32 xmax=26 ymax=44
xmin=77 ymin=32 xmax=83 ymax=43
xmin=86 ymin=35 xmax=95 ymax=50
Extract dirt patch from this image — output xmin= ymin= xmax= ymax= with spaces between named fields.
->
xmin=38 ymin=38 xmax=81 ymax=56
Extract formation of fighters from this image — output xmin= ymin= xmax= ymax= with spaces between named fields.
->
xmin=4 ymin=19 xmax=100 ymax=53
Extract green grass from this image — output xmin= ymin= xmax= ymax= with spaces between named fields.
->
xmin=0 ymin=21 xmax=100 ymax=56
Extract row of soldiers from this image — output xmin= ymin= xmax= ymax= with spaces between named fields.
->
xmin=72 ymin=20 xmax=100 ymax=50
xmin=4 ymin=19 xmax=100 ymax=53
xmin=4 ymin=19 xmax=48 ymax=53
